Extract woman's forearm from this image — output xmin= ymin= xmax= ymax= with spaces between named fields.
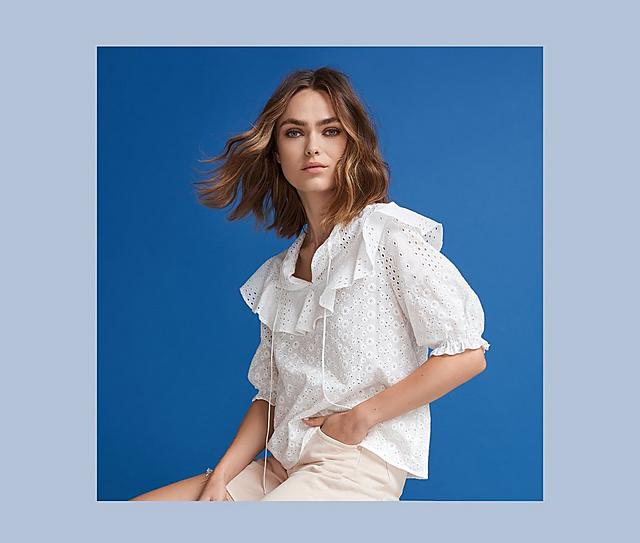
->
xmin=353 ymin=347 xmax=487 ymax=429
xmin=212 ymin=399 xmax=275 ymax=483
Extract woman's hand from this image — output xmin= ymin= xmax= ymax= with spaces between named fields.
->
xmin=197 ymin=471 xmax=233 ymax=501
xmin=302 ymin=406 xmax=372 ymax=446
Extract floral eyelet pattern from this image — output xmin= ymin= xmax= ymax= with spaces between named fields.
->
xmin=241 ymin=201 xmax=490 ymax=479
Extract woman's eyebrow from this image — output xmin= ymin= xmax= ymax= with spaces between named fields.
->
xmin=279 ymin=117 xmax=341 ymax=129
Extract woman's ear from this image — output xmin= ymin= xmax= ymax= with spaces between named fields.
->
xmin=275 ymin=152 xmax=280 ymax=163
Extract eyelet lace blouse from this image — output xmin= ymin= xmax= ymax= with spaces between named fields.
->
xmin=239 ymin=201 xmax=490 ymax=493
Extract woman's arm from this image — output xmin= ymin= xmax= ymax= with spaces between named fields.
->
xmin=304 ymin=348 xmax=486 ymax=441
xmin=353 ymin=347 xmax=486 ymax=429
xmin=210 ymin=399 xmax=275 ymax=484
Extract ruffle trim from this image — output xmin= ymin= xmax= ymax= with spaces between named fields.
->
xmin=239 ymin=253 xmax=287 ymax=330
xmin=239 ymin=201 xmax=445 ymax=336
xmin=429 ymin=332 xmax=491 ymax=357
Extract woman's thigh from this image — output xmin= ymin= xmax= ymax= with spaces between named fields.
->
xmin=130 ymin=472 xmax=234 ymax=501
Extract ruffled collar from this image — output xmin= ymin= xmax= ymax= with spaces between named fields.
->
xmin=279 ymin=202 xmax=379 ymax=292
xmin=239 ymin=200 xmax=441 ymax=337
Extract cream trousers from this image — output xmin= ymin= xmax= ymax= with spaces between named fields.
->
xmin=225 ymin=426 xmax=407 ymax=501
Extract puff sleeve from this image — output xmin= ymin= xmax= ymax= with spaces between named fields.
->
xmin=383 ymin=221 xmax=491 ymax=357
xmin=247 ymin=321 xmax=279 ymax=406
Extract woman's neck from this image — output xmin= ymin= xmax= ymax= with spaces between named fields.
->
xmin=303 ymin=225 xmax=332 ymax=250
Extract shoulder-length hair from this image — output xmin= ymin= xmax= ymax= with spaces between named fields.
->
xmin=194 ymin=66 xmax=390 ymax=239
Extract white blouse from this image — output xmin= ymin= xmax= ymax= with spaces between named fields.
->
xmin=239 ymin=201 xmax=490 ymax=484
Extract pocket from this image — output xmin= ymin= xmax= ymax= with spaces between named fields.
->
xmin=317 ymin=426 xmax=360 ymax=449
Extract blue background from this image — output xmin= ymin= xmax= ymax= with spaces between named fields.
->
xmin=98 ymin=46 xmax=542 ymax=501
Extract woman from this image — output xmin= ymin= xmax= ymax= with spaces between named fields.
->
xmin=131 ymin=67 xmax=490 ymax=501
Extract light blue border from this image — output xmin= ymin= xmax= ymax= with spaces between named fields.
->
xmin=3 ymin=0 xmax=636 ymax=540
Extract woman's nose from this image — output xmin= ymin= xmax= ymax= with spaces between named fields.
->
xmin=305 ymin=133 xmax=321 ymax=155
xmin=305 ymin=140 xmax=320 ymax=155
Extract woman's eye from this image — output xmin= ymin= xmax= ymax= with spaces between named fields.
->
xmin=284 ymin=127 xmax=342 ymax=138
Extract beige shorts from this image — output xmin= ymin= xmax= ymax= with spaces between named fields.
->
xmin=225 ymin=426 xmax=408 ymax=501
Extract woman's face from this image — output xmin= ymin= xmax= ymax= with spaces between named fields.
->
xmin=275 ymin=88 xmax=347 ymax=195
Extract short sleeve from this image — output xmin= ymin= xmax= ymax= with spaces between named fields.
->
xmin=383 ymin=222 xmax=491 ymax=357
xmin=247 ymin=321 xmax=279 ymax=406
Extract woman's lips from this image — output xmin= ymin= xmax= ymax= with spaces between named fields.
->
xmin=302 ymin=166 xmax=327 ymax=173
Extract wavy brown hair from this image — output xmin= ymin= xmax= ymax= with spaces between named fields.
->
xmin=193 ymin=66 xmax=390 ymax=239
